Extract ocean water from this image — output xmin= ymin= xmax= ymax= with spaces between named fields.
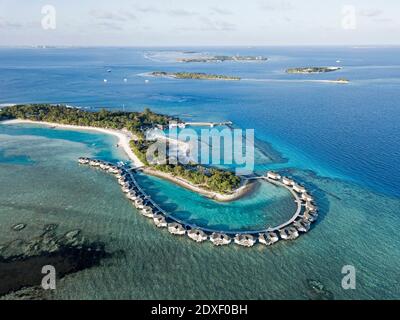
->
xmin=0 ymin=47 xmax=399 ymax=299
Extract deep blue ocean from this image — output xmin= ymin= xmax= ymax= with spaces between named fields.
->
xmin=0 ymin=47 xmax=399 ymax=299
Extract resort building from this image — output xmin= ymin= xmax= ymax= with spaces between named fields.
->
xmin=210 ymin=233 xmax=231 ymax=246
xmin=282 ymin=177 xmax=294 ymax=186
xmin=305 ymin=202 xmax=317 ymax=211
xmin=153 ymin=214 xmax=167 ymax=228
xmin=78 ymin=157 xmax=90 ymax=164
xmin=292 ymin=183 xmax=306 ymax=194
xmin=187 ymin=229 xmax=208 ymax=242
xmin=279 ymin=228 xmax=289 ymax=240
xmin=78 ymin=157 xmax=319 ymax=248
xmin=140 ymin=206 xmax=154 ymax=218
xmin=287 ymin=227 xmax=299 ymax=240
xmin=301 ymin=193 xmax=313 ymax=202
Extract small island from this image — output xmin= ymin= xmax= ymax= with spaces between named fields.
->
xmin=177 ymin=55 xmax=267 ymax=63
xmin=334 ymin=78 xmax=350 ymax=84
xmin=0 ymin=104 xmax=244 ymax=199
xmin=150 ymin=71 xmax=241 ymax=81
xmin=286 ymin=66 xmax=342 ymax=74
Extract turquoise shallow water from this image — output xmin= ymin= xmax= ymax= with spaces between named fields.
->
xmin=1 ymin=47 xmax=400 ymax=299
xmin=1 ymin=123 xmax=399 ymax=299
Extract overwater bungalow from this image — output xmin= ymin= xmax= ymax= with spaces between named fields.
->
xmin=89 ymin=159 xmax=100 ymax=166
xmin=100 ymin=163 xmax=110 ymax=170
xmin=210 ymin=233 xmax=231 ymax=246
xmin=140 ymin=206 xmax=154 ymax=218
xmin=126 ymin=191 xmax=138 ymax=201
xmin=119 ymin=177 xmax=130 ymax=185
xmin=234 ymin=234 xmax=256 ymax=247
xmin=108 ymin=166 xmax=120 ymax=174
xmin=303 ymin=210 xmax=317 ymax=222
xmin=299 ymin=219 xmax=311 ymax=232
xmin=168 ymin=222 xmax=186 ymax=235
xmin=267 ymin=171 xmax=281 ymax=180
xmin=293 ymin=221 xmax=308 ymax=233
xmin=153 ymin=214 xmax=167 ymax=228
xmin=292 ymin=183 xmax=306 ymax=194
xmin=78 ymin=157 xmax=90 ymax=164
xmin=287 ymin=227 xmax=299 ymax=240
xmin=187 ymin=229 xmax=208 ymax=242
xmin=121 ymin=185 xmax=132 ymax=193
xmin=279 ymin=228 xmax=289 ymax=240
xmin=301 ymin=193 xmax=313 ymax=202
xmin=258 ymin=233 xmax=270 ymax=246
xmin=259 ymin=232 xmax=279 ymax=246
xmin=282 ymin=177 xmax=294 ymax=186
xmin=122 ymin=181 xmax=133 ymax=189
xmin=306 ymin=202 xmax=317 ymax=211
xmin=134 ymin=199 xmax=144 ymax=209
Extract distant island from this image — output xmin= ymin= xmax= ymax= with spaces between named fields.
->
xmin=0 ymin=104 xmax=245 ymax=200
xmin=177 ymin=55 xmax=267 ymax=63
xmin=150 ymin=71 xmax=241 ymax=81
xmin=333 ymin=78 xmax=350 ymax=84
xmin=286 ymin=67 xmax=342 ymax=74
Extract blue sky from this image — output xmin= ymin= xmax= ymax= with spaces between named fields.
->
xmin=0 ymin=0 xmax=399 ymax=46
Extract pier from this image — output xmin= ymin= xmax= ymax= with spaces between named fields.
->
xmin=78 ymin=157 xmax=318 ymax=248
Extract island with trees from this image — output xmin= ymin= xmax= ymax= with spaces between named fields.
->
xmin=0 ymin=104 xmax=242 ymax=197
xmin=150 ymin=71 xmax=241 ymax=81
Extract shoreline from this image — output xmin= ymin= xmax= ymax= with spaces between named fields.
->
xmin=1 ymin=119 xmax=253 ymax=202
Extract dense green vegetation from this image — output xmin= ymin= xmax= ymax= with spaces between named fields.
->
xmin=286 ymin=67 xmax=341 ymax=74
xmin=151 ymin=71 xmax=241 ymax=81
xmin=1 ymin=104 xmax=241 ymax=194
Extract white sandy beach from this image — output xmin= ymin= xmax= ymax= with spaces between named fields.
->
xmin=0 ymin=119 xmax=145 ymax=168
xmin=1 ymin=118 xmax=254 ymax=202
